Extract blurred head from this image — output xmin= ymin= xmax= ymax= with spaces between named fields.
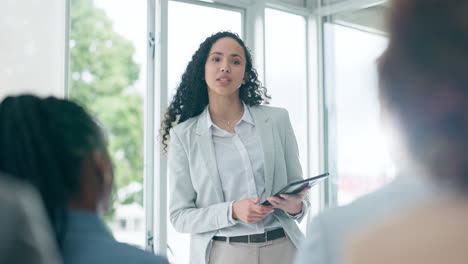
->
xmin=379 ymin=0 xmax=468 ymax=190
xmin=161 ymin=31 xmax=270 ymax=150
xmin=0 ymin=95 xmax=114 ymax=247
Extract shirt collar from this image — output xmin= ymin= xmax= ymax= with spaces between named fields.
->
xmin=205 ymin=101 xmax=255 ymax=130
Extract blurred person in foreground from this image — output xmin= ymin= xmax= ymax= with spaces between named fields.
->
xmin=0 ymin=95 xmax=168 ymax=264
xmin=0 ymin=172 xmax=61 ymax=264
xmin=294 ymin=3 xmax=440 ymax=264
xmin=344 ymin=0 xmax=468 ymax=263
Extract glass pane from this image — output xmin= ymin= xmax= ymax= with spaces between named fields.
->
xmin=69 ymin=0 xmax=147 ymax=247
xmin=324 ymin=22 xmax=392 ymax=206
xmin=0 ymin=0 xmax=66 ymax=100
xmin=167 ymin=2 xmax=242 ymax=263
xmin=265 ymin=8 xmax=308 ymax=229
xmin=168 ymin=1 xmax=243 ymax=102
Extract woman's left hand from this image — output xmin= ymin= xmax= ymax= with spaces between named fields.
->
xmin=265 ymin=186 xmax=311 ymax=215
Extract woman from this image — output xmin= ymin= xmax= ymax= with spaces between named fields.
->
xmin=344 ymin=0 xmax=468 ymax=263
xmin=0 ymin=95 xmax=168 ymax=264
xmin=162 ymin=31 xmax=310 ymax=264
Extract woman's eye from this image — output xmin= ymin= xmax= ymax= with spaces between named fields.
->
xmin=232 ymin=60 xmax=241 ymax=65
xmin=211 ymin=57 xmax=220 ymax=62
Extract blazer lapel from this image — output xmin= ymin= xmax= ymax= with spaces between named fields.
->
xmin=249 ymin=106 xmax=275 ymax=199
xmin=195 ymin=109 xmax=225 ymax=202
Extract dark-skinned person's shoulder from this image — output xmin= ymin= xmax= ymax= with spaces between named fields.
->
xmin=63 ymin=210 xmax=168 ymax=264
xmin=64 ymin=238 xmax=169 ymax=264
xmin=105 ymin=242 xmax=169 ymax=264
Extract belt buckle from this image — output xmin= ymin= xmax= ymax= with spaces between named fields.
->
xmin=247 ymin=231 xmax=269 ymax=244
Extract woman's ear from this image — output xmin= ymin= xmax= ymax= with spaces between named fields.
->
xmin=91 ymin=149 xmax=114 ymax=213
xmin=243 ymin=73 xmax=248 ymax=84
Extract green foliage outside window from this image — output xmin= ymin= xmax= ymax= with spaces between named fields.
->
xmin=69 ymin=0 xmax=144 ymax=220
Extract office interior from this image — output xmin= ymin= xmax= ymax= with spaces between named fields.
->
xmin=1 ymin=0 xmax=394 ymax=263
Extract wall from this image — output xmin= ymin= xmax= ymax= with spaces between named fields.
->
xmin=0 ymin=0 xmax=67 ymax=101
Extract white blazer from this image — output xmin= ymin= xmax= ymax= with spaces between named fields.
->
xmin=168 ymin=104 xmax=310 ymax=264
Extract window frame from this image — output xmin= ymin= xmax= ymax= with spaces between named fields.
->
xmin=64 ymin=0 xmax=387 ymax=257
xmin=315 ymin=0 xmax=389 ymax=208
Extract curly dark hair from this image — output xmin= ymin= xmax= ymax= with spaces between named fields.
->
xmin=0 ymin=95 xmax=107 ymax=251
xmin=161 ymin=31 xmax=270 ymax=151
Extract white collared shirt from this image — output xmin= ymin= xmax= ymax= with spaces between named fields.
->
xmin=207 ymin=103 xmax=282 ymax=236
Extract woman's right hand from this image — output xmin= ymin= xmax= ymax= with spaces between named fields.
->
xmin=232 ymin=198 xmax=274 ymax=224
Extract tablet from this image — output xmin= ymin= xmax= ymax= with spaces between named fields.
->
xmin=260 ymin=172 xmax=329 ymax=206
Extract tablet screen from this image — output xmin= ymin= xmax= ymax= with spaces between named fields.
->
xmin=260 ymin=173 xmax=329 ymax=206
xmin=281 ymin=183 xmax=310 ymax=195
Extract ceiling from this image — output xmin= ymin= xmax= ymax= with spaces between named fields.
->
xmin=330 ymin=2 xmax=390 ymax=34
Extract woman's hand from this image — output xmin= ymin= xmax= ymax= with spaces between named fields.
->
xmin=232 ymin=198 xmax=274 ymax=224
xmin=266 ymin=186 xmax=311 ymax=215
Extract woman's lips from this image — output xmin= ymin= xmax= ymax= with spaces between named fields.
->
xmin=216 ymin=77 xmax=232 ymax=85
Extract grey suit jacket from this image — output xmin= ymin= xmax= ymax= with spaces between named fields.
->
xmin=0 ymin=174 xmax=61 ymax=264
xmin=168 ymin=105 xmax=310 ymax=264
xmin=294 ymin=175 xmax=433 ymax=264
xmin=63 ymin=210 xmax=168 ymax=264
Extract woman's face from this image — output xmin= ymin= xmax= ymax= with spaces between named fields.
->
xmin=204 ymin=37 xmax=247 ymax=99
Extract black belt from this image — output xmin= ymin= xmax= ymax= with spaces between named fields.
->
xmin=212 ymin=228 xmax=286 ymax=243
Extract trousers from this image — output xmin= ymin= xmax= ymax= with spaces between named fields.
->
xmin=209 ymin=236 xmax=296 ymax=264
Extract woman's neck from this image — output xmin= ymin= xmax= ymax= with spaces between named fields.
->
xmin=208 ymin=95 xmax=244 ymax=121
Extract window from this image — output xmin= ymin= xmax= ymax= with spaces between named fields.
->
xmin=69 ymin=0 xmax=147 ymax=247
xmin=265 ymin=8 xmax=307 ymax=175
xmin=265 ymin=7 xmax=309 ymax=229
xmin=324 ymin=21 xmax=392 ymax=206
xmin=119 ymin=219 xmax=127 ymax=229
xmin=167 ymin=2 xmax=243 ymax=263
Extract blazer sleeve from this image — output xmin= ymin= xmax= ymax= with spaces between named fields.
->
xmin=280 ymin=109 xmax=311 ymax=222
xmin=168 ymin=129 xmax=236 ymax=234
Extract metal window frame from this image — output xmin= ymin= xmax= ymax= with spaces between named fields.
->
xmin=150 ymin=0 xmax=247 ymax=257
xmin=143 ymin=0 xmax=320 ymax=254
xmin=262 ymin=3 xmax=318 ymax=227
xmin=147 ymin=0 xmax=169 ymax=255
xmin=173 ymin=0 xmax=247 ymax=14
xmin=304 ymin=0 xmax=327 ymax=219
xmin=150 ymin=0 xmax=319 ymax=256
xmin=316 ymin=0 xmax=388 ymax=209
xmin=64 ymin=0 xmax=70 ymax=98
xmin=63 ymin=0 xmax=388 ymax=257
xmin=317 ymin=0 xmax=386 ymax=15
xmin=64 ymin=0 xmax=162 ymax=254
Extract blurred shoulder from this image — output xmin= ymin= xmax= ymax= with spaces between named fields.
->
xmin=115 ymin=243 xmax=169 ymax=264
xmin=0 ymin=175 xmax=44 ymax=216
xmin=317 ymin=176 xmax=429 ymax=224
xmin=66 ymin=241 xmax=169 ymax=264
xmin=343 ymin=201 xmax=448 ymax=264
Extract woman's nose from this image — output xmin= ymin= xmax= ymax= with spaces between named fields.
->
xmin=220 ymin=62 xmax=231 ymax=73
